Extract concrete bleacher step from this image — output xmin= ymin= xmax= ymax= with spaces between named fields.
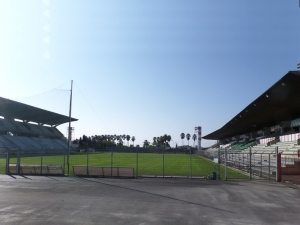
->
xmin=3 ymin=136 xmax=29 ymax=149
xmin=0 ymin=136 xmax=18 ymax=149
xmin=53 ymin=139 xmax=67 ymax=148
xmin=282 ymin=151 xmax=298 ymax=155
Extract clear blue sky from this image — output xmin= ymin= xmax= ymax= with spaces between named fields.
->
xmin=0 ymin=0 xmax=300 ymax=147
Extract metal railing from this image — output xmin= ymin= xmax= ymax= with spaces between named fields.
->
xmin=200 ymin=147 xmax=300 ymax=180
xmin=0 ymin=148 xmax=206 ymax=178
xmin=4 ymin=146 xmax=294 ymax=180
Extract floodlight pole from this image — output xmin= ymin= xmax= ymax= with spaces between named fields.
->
xmin=67 ymin=80 xmax=73 ymax=176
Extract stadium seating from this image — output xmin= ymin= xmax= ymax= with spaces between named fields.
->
xmin=229 ymin=140 xmax=257 ymax=152
xmin=30 ymin=137 xmax=67 ymax=150
xmin=0 ymin=116 xmax=68 ymax=153
xmin=0 ymin=135 xmax=68 ymax=152
xmin=0 ymin=136 xmax=17 ymax=149
xmin=230 ymin=142 xmax=245 ymax=151
xmin=207 ymin=140 xmax=300 ymax=153
xmin=1 ymin=120 xmax=18 ymax=133
xmin=53 ymin=139 xmax=68 ymax=148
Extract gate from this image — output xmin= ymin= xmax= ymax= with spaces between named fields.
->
xmin=200 ymin=148 xmax=281 ymax=180
xmin=225 ymin=152 xmax=277 ymax=179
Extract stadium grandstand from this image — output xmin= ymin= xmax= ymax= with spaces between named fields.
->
xmin=0 ymin=96 xmax=78 ymax=153
xmin=203 ymin=70 xmax=300 ymax=153
xmin=202 ymin=71 xmax=300 ymax=179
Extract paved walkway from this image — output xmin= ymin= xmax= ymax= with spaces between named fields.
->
xmin=0 ymin=176 xmax=300 ymax=225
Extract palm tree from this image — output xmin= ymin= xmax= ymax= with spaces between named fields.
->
xmin=131 ymin=136 xmax=135 ymax=147
xmin=126 ymin=135 xmax=131 ymax=147
xmin=143 ymin=140 xmax=149 ymax=148
xmin=186 ymin=133 xmax=191 ymax=146
xmin=192 ymin=134 xmax=197 ymax=147
xmin=117 ymin=136 xmax=123 ymax=146
xmin=156 ymin=137 xmax=161 ymax=147
xmin=166 ymin=135 xmax=171 ymax=147
xmin=180 ymin=133 xmax=185 ymax=146
xmin=163 ymin=134 xmax=167 ymax=143
xmin=153 ymin=137 xmax=157 ymax=146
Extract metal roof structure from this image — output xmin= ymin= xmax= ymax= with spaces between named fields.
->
xmin=203 ymin=70 xmax=300 ymax=140
xmin=0 ymin=96 xmax=78 ymax=126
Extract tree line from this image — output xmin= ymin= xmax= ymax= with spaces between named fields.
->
xmin=143 ymin=133 xmax=197 ymax=149
xmin=74 ymin=134 xmax=136 ymax=149
xmin=74 ymin=132 xmax=197 ymax=149
xmin=180 ymin=133 xmax=197 ymax=147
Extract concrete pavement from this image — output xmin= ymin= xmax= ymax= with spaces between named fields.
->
xmin=0 ymin=175 xmax=299 ymax=225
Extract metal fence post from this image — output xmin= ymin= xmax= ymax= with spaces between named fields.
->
xmin=218 ymin=148 xmax=220 ymax=180
xmin=110 ymin=147 xmax=113 ymax=178
xmin=136 ymin=148 xmax=138 ymax=178
xmin=67 ymin=150 xmax=70 ymax=176
xmin=6 ymin=150 xmax=10 ymax=175
xmin=275 ymin=146 xmax=280 ymax=182
xmin=249 ymin=147 xmax=252 ymax=180
xmin=238 ymin=153 xmax=240 ymax=170
xmin=243 ymin=152 xmax=244 ymax=171
xmin=63 ymin=152 xmax=66 ymax=175
xmin=17 ymin=151 xmax=20 ymax=175
xmin=225 ymin=148 xmax=227 ymax=180
xmin=189 ymin=147 xmax=192 ymax=179
xmin=87 ymin=149 xmax=89 ymax=176
xmin=162 ymin=145 xmax=165 ymax=178
xmin=268 ymin=153 xmax=271 ymax=179
xmin=40 ymin=152 xmax=43 ymax=175
xmin=260 ymin=153 xmax=262 ymax=177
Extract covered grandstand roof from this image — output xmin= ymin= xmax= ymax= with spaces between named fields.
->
xmin=0 ymin=97 xmax=78 ymax=126
xmin=203 ymin=70 xmax=300 ymax=140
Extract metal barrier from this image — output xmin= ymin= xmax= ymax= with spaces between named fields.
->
xmin=0 ymin=148 xmax=260 ymax=179
xmin=5 ymin=150 xmax=66 ymax=175
xmin=200 ymin=147 xmax=300 ymax=181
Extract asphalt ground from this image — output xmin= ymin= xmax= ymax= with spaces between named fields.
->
xmin=0 ymin=175 xmax=300 ymax=225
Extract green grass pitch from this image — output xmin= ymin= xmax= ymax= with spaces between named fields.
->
xmin=0 ymin=153 xmax=248 ymax=179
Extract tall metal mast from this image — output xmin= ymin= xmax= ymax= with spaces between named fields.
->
xmin=67 ymin=80 xmax=73 ymax=175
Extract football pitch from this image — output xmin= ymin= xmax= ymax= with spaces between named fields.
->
xmin=0 ymin=153 xmax=248 ymax=179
